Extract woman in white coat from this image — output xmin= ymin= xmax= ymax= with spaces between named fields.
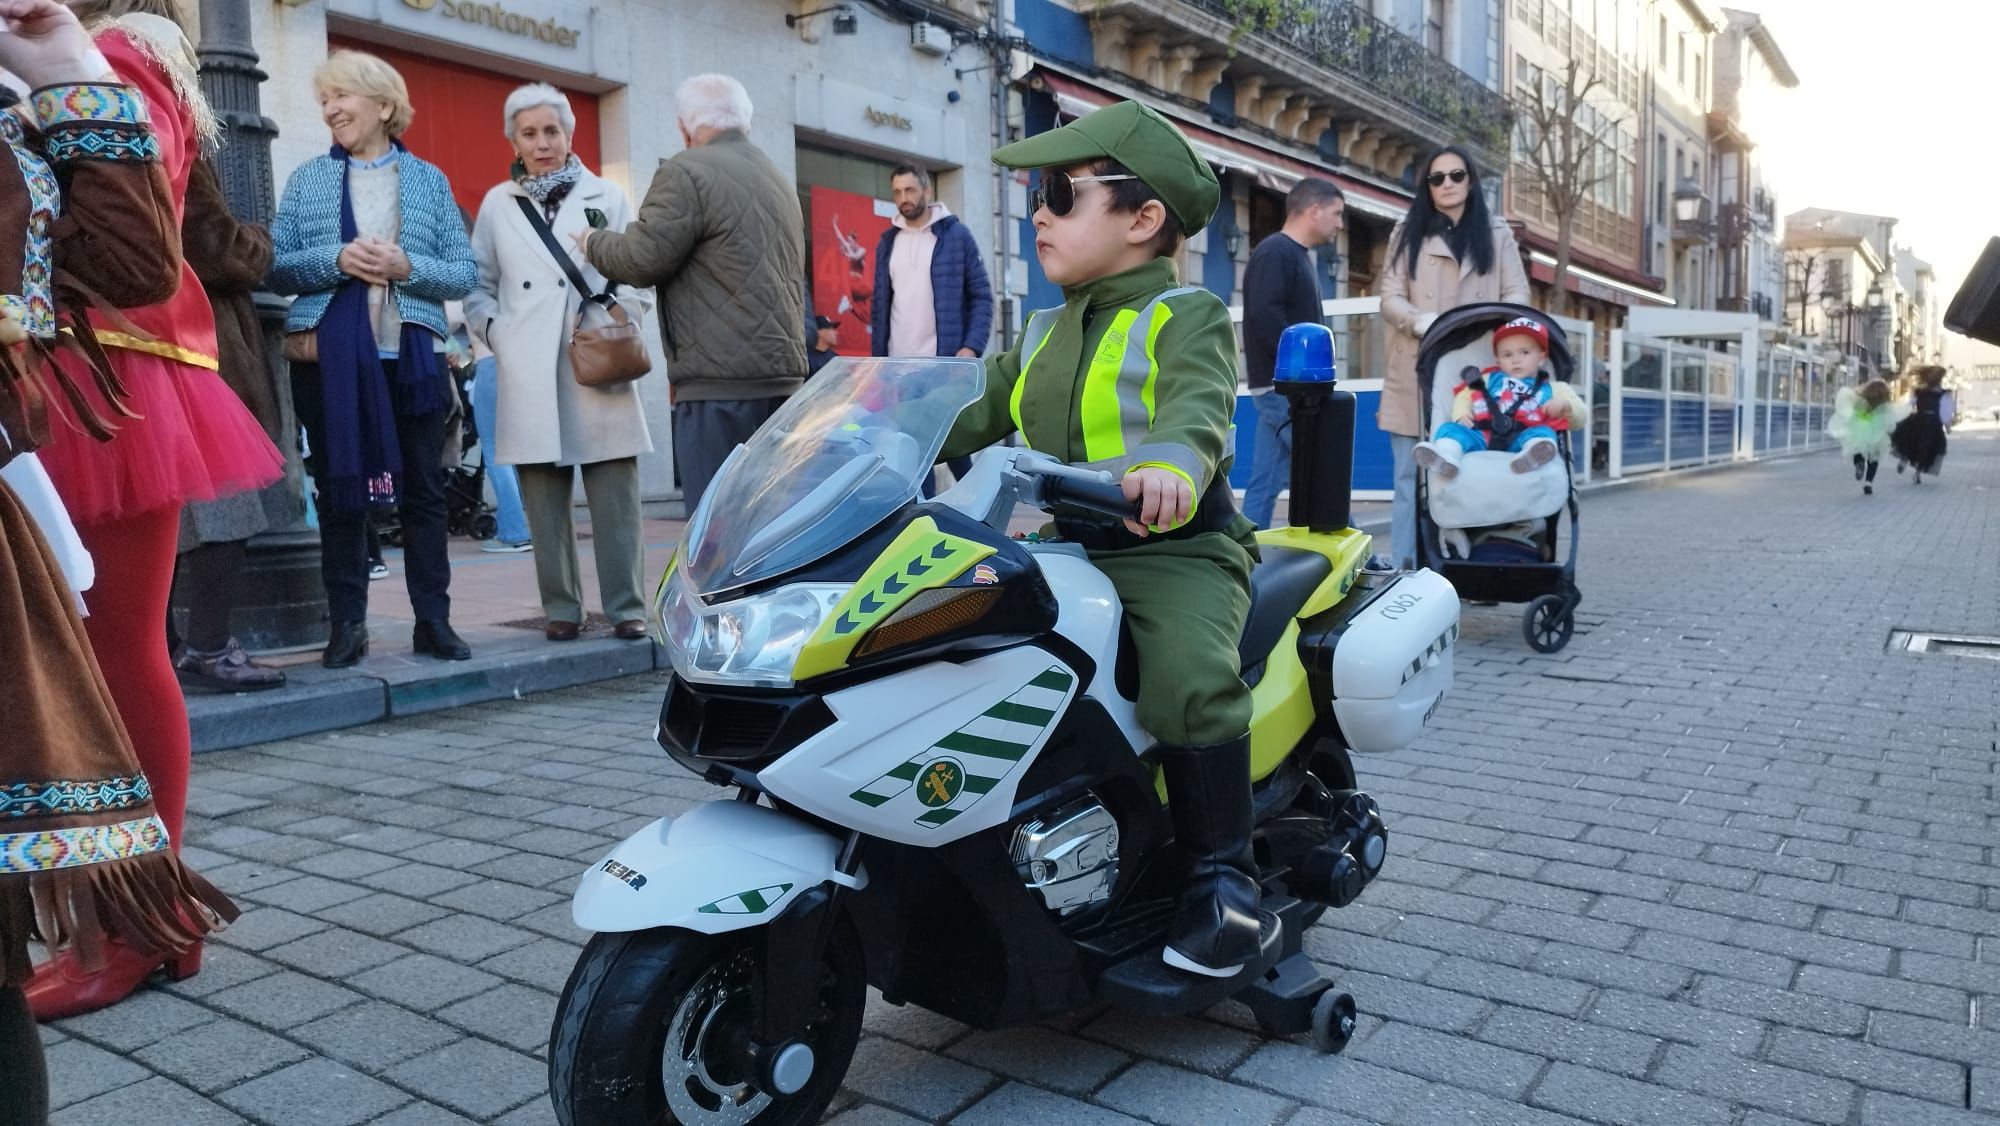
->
xmin=468 ymin=84 xmax=655 ymax=641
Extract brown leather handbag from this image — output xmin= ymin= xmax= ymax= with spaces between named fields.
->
xmin=515 ymin=196 xmax=650 ymax=388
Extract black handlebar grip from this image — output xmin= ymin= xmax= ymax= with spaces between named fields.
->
xmin=1046 ymin=476 xmax=1141 ymax=521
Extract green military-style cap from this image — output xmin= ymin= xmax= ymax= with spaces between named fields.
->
xmin=993 ymin=100 xmax=1220 ymax=235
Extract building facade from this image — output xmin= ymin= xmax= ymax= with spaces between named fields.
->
xmin=1707 ymin=6 xmax=1795 ymax=322
xmin=251 ymin=0 xmax=1003 ymax=503
xmin=1648 ymin=0 xmax=1718 ymax=310
xmin=1782 ymin=208 xmax=1898 ymax=378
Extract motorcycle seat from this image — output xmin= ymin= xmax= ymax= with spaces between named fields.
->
xmin=1238 ymin=547 xmax=1333 ymax=669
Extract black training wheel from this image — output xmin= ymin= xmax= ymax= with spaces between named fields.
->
xmin=470 ymin=512 xmax=499 ymax=541
xmin=1524 ymin=595 xmax=1573 ymax=653
xmin=1311 ymin=990 xmax=1356 ymax=1054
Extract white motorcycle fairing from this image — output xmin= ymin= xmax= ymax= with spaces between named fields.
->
xmin=756 ymin=646 xmax=1082 ymax=847
xmin=572 ymin=800 xmax=866 ymax=935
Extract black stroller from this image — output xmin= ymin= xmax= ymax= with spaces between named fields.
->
xmin=1413 ymin=302 xmax=1581 ymax=653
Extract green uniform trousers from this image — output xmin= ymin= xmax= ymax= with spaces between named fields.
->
xmin=1088 ymin=520 xmax=1259 ymax=747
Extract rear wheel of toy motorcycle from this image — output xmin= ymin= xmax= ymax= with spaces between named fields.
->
xmin=1523 ymin=596 xmax=1573 ymax=653
xmin=1311 ymin=990 xmax=1357 ymax=1053
xmin=548 ymin=920 xmax=864 ymax=1126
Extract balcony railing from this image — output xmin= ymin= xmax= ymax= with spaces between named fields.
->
xmin=1186 ymin=0 xmax=1513 ymax=152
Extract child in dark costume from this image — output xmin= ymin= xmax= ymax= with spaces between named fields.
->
xmin=1891 ymin=366 xmax=1950 ymax=483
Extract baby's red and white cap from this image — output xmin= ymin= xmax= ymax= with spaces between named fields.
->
xmin=1492 ymin=317 xmax=1548 ymax=352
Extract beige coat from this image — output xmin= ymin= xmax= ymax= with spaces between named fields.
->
xmin=1376 ymin=216 xmax=1530 ymax=437
xmin=466 ymin=169 xmax=655 ymax=467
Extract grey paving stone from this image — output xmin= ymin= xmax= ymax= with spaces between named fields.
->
xmin=1321 ymin=970 xmax=1490 ymax=1033
xmin=159 ymin=945 xmax=282 ymax=999
xmin=435 ymin=984 xmax=559 ymax=1052
xmin=1095 ymin=1059 xmax=1293 ymax=1126
xmin=204 ymin=970 xmax=366 ymax=1029
xmin=54 ymin=989 xmax=215 ymax=1052
xmin=950 ymin=1081 xmax=1145 ymax=1126
xmin=357 ymin=861 xmax=486 ymax=898
xmin=1530 ymin=942 xmax=1694 ymax=997
xmin=1529 ymin=1062 xmax=1733 ymax=1126
xmin=313 ymin=891 xmax=451 ymax=936
xmin=210 ymin=905 xmax=331 ymax=952
xmin=1727 ymin=919 xmax=1894 ymax=975
xmin=1075 ymin=1009 xmax=1264 ymax=1075
xmin=1423 ymin=957 xmax=1593 ymax=1017
xmin=349 ymin=953 xmax=503 ymax=1010
xmin=1973 ymin=1066 xmax=1998 ymax=1114
xmin=1795 ymin=964 xmax=1969 ymax=1023
xmin=291 ymin=1000 xmax=462 ymax=1070
xmin=944 ymin=1027 xmax=1128 ymax=1095
xmin=1350 ymin=1019 xmax=1546 ymax=1098
xmin=1476 ymin=1006 xmax=1661 ymax=1078
xmin=491 ymin=1094 xmax=561 ymax=1126
xmin=1389 ymin=915 xmax=1541 ymax=966
xmin=428 ymin=878 xmax=566 ymax=922
xmin=49 ymin=1076 xmax=248 ymax=1126
xmin=263 ymin=927 xmax=409 ymax=977
xmin=1629 ymin=930 xmax=1797 ymax=987
xmin=291 ymin=847 xmax=409 ymax=880
xmin=396 ymin=912 xmax=538 ymax=962
xmin=1818 ymin=911 xmax=1978 ymax=959
xmin=1865 ymin=1011 xmax=2000 ymax=1067
xmin=217 ymin=1058 xmax=411 ymax=1125
xmin=1487 ymin=905 xmax=1637 ymax=952
xmin=1232 ymin=1043 xmax=1428 ymax=1117
xmin=1303 ymin=930 xmax=1444 ymax=982
xmin=1858 ymin=1091 xmax=2000 ymax=1126
xmin=1393 ymin=1082 xmax=1601 ymax=1126
xmin=1690 ymin=977 xmax=1868 ymax=1036
xmin=1766 ymin=1028 xmax=1969 ymax=1105
xmin=383 ymin=1038 xmax=547 ymax=1121
xmin=131 ymin=1018 xmax=309 ymax=1093
xmin=824 ymin=1105 xmax=931 ymax=1126
xmin=479 ymin=937 xmax=586 ymax=994
xmin=44 ymin=1039 xmax=152 ymax=1109
xmin=842 ymin=1036 xmax=993 ymax=1120
xmin=1653 ymin=1044 xmax=1858 ymax=1124
xmin=1586 ymin=991 xmax=1767 ymax=1056
xmin=239 ymin=873 xmax=374 ymax=914
xmin=367 ymin=1103 xmax=481 ymax=1126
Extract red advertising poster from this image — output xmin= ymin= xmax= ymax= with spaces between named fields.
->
xmin=809 ymin=185 xmax=895 ymax=356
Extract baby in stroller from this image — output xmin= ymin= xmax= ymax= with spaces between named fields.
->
xmin=1413 ymin=317 xmax=1583 ymax=478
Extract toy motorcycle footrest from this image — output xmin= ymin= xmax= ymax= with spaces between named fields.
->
xmin=1093 ymin=910 xmax=1283 ymax=1016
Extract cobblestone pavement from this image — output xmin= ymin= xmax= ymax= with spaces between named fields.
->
xmin=43 ymin=430 xmax=2000 ymax=1125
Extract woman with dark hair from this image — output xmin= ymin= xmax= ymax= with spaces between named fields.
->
xmin=1376 ymin=145 xmax=1528 ymax=567
xmin=1890 ymin=365 xmax=1950 ymax=483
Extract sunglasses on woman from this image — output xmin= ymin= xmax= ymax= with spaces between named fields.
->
xmin=1030 ymin=170 xmax=1137 ymax=217
xmin=1426 ymin=168 xmax=1470 ymax=187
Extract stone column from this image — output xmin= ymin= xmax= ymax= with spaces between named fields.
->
xmin=191 ymin=0 xmax=330 ymax=651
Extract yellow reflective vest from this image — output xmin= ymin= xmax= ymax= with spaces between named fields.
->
xmin=941 ymin=258 xmax=1238 ymax=498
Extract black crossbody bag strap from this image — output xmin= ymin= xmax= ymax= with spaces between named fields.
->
xmin=513 ymin=195 xmax=616 ymax=301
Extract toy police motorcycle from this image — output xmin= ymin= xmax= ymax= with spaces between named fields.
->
xmin=549 ymin=329 xmax=1458 ymax=1126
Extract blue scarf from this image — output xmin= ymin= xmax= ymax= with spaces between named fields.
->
xmin=312 ymin=142 xmax=448 ymax=513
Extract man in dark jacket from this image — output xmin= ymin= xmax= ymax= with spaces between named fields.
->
xmin=1240 ymin=178 xmax=1343 ymax=528
xmin=871 ymin=165 xmax=992 ymax=491
xmin=579 ymin=74 xmax=806 ymax=514
xmin=869 ymin=166 xmax=993 ymax=360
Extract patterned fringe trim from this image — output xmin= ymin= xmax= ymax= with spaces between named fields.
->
xmin=29 ymin=83 xmax=158 ymax=165
xmin=0 ymin=775 xmax=153 ymax=820
xmin=0 ymin=849 xmax=238 ymax=987
xmin=0 ymin=815 xmax=169 ymax=873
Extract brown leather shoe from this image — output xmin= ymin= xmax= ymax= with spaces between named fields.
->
xmin=546 ymin=620 xmax=581 ymax=641
xmin=613 ymin=619 xmax=649 ymax=640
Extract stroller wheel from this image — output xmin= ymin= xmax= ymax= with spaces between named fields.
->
xmin=470 ymin=512 xmax=498 ymax=541
xmin=1524 ymin=595 xmax=1573 ymax=653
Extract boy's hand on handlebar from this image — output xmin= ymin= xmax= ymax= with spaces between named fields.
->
xmin=1121 ymin=467 xmax=1191 ymax=537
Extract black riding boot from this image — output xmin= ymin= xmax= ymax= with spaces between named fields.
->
xmin=1160 ymin=737 xmax=1265 ymax=977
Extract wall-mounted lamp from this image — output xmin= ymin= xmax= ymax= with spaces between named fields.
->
xmin=786 ymin=4 xmax=857 ymax=34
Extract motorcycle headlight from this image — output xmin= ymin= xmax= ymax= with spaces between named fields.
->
xmin=655 ymin=568 xmax=848 ymax=688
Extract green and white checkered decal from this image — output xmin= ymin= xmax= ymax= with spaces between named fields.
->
xmin=697 ymin=882 xmax=795 ymax=915
xmin=849 ymin=666 xmax=1074 ymax=828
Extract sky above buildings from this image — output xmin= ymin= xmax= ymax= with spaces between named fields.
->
xmin=1742 ymin=0 xmax=1996 ymax=364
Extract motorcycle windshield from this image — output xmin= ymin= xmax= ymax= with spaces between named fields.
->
xmin=680 ymin=356 xmax=985 ymax=596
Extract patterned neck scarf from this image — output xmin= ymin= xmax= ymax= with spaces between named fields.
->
xmin=514 ymin=154 xmax=583 ymax=220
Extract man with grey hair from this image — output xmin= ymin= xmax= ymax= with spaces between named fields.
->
xmin=576 ymin=74 xmax=805 ymax=514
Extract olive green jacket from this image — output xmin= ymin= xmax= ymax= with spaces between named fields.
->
xmin=942 ymin=258 xmax=1237 ymax=499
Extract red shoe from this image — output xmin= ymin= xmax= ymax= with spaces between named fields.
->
xmin=23 ymin=941 xmax=202 ymax=1021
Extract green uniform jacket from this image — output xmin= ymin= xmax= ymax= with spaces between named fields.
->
xmin=941 ymin=258 xmax=1238 ymax=507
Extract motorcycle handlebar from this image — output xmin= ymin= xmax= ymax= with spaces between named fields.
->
xmin=1042 ymin=475 xmax=1141 ymax=522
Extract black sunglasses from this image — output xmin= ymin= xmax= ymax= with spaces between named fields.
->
xmin=1426 ymin=168 xmax=1470 ymax=187
xmin=1030 ymin=170 xmax=1137 ymax=217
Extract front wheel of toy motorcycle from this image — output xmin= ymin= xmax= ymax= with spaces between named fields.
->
xmin=548 ymin=920 xmax=865 ymax=1126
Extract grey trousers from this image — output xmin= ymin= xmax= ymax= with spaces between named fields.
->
xmin=1389 ymin=434 xmax=1419 ymax=570
xmin=515 ymin=457 xmax=647 ymax=625
xmin=672 ymin=396 xmax=787 ymax=515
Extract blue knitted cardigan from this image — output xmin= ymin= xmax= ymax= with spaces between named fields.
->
xmin=268 ymin=148 xmax=475 ymax=336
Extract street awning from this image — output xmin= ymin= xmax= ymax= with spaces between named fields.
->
xmin=1529 ymin=252 xmax=1674 ymax=308
xmin=1033 ymin=69 xmax=1411 ymax=224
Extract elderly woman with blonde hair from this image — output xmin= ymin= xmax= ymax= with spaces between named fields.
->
xmin=269 ymin=47 xmax=477 ymax=669
xmin=467 ymin=82 xmax=654 ymax=642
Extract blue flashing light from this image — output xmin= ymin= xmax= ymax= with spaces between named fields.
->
xmin=1274 ymin=322 xmax=1336 ymax=383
